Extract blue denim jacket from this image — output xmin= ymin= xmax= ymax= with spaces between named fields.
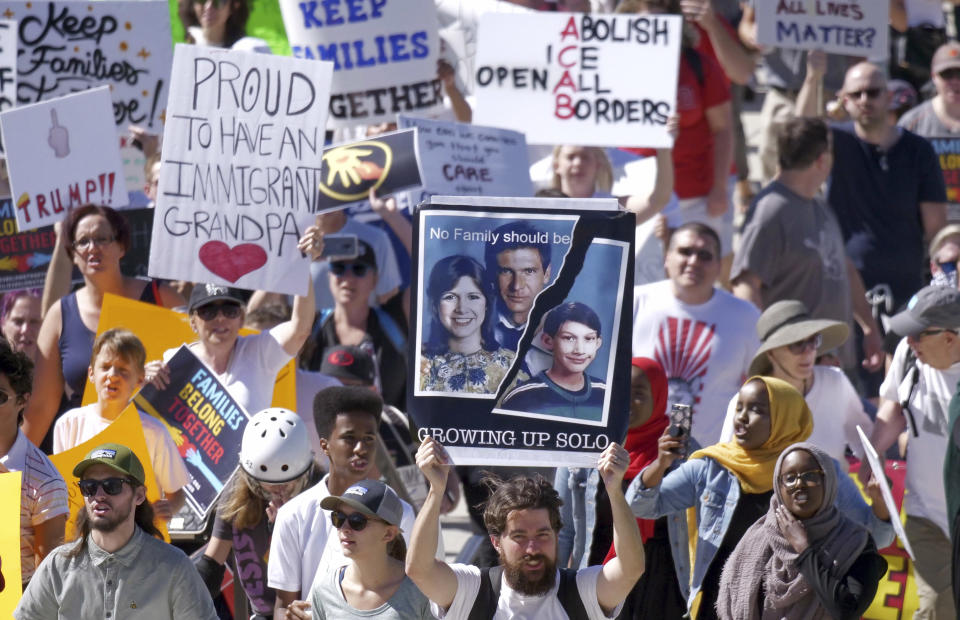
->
xmin=625 ymin=456 xmax=895 ymax=610
xmin=555 ymin=467 xmax=600 ymax=569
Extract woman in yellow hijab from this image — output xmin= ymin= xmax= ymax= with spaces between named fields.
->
xmin=625 ymin=376 xmax=894 ymax=619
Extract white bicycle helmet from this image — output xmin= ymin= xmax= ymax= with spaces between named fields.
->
xmin=240 ymin=408 xmax=314 ymax=483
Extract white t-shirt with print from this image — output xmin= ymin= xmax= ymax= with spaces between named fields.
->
xmin=719 ymin=365 xmax=874 ymax=468
xmin=632 ymin=280 xmax=760 ymax=447
xmin=431 ymin=564 xmax=620 ymax=620
xmin=880 ymin=338 xmax=960 ymax=537
xmin=52 ymin=404 xmax=190 ymax=494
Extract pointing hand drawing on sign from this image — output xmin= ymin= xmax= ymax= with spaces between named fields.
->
xmin=47 ymin=109 xmax=70 ymax=158
xmin=323 ymin=147 xmax=384 ymax=188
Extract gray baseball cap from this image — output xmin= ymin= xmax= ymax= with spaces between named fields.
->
xmin=320 ymin=479 xmax=403 ymax=527
xmin=889 ymin=285 xmax=960 ymax=337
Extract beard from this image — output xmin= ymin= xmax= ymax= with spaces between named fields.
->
xmin=500 ymin=548 xmax=557 ymax=596
xmin=88 ymin=500 xmax=133 ymax=533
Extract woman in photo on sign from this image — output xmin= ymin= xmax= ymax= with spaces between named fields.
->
xmin=716 ymin=442 xmax=888 ymax=619
xmin=626 ymin=376 xmax=894 ymax=619
xmin=179 ymin=0 xmax=270 ymax=52
xmin=197 ymin=408 xmax=323 ymax=618
xmin=419 ymin=254 xmax=514 ymax=394
xmin=23 ymin=205 xmax=184 ymax=453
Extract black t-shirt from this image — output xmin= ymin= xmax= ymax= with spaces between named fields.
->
xmin=827 ymin=123 xmax=946 ymax=307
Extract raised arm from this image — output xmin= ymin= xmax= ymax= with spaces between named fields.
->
xmin=596 ymin=443 xmax=645 ymax=615
xmin=41 ymin=222 xmax=72 ymax=317
xmin=268 ymin=227 xmax=322 ymax=357
xmin=682 ymin=0 xmax=756 ymax=85
xmin=22 ymin=301 xmax=66 ymax=446
xmin=406 ymin=437 xmax=460 ymax=610
xmin=796 ymin=50 xmax=827 ymax=118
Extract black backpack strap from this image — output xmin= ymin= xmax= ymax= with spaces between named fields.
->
xmin=557 ymin=568 xmax=590 ymax=620
xmin=467 ymin=566 xmax=503 ymax=620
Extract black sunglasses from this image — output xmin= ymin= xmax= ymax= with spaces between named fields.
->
xmin=330 ymin=262 xmax=371 ymax=278
xmin=331 ymin=510 xmax=381 ymax=531
xmin=846 ymin=87 xmax=883 ymax=100
xmin=940 ymin=68 xmax=960 ymax=81
xmin=196 ymin=303 xmax=243 ymax=321
xmin=78 ymin=477 xmax=131 ymax=497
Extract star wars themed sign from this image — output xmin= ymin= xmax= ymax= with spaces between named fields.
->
xmin=148 ymin=44 xmax=333 ymax=295
xmin=408 ymin=197 xmax=633 ymax=466
xmin=0 ymin=86 xmax=128 ymax=230
xmin=473 ymin=12 xmax=681 ymax=148
xmin=756 ymin=0 xmax=889 ymax=57
xmin=135 ymin=346 xmax=249 ymax=518
xmin=279 ymin=0 xmax=442 ymax=127
xmin=316 ymin=128 xmax=424 ymax=211
xmin=0 ymin=1 xmax=172 ymax=130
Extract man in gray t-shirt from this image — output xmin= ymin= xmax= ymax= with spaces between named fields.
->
xmin=732 ymin=117 xmax=881 ymax=370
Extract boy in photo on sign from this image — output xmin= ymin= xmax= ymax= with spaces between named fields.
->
xmin=500 ymin=302 xmax=607 ymax=422
xmin=51 ymin=328 xmax=189 ymax=521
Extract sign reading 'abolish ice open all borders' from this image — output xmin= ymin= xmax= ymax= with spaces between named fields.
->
xmin=473 ymin=12 xmax=681 ymax=148
xmin=148 ymin=45 xmax=334 ymax=295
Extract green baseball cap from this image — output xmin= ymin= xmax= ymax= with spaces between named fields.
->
xmin=72 ymin=443 xmax=146 ymax=485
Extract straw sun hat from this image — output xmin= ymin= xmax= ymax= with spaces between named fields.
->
xmin=748 ymin=300 xmax=850 ymax=376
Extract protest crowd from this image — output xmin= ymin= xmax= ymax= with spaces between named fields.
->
xmin=5 ymin=0 xmax=960 ymax=619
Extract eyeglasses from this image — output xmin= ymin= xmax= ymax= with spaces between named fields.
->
xmin=330 ymin=510 xmax=382 ymax=531
xmin=915 ymin=328 xmax=955 ymax=339
xmin=195 ymin=303 xmax=243 ymax=321
xmin=78 ymin=477 xmax=131 ymax=497
xmin=846 ymin=87 xmax=883 ymax=100
xmin=779 ymin=470 xmax=824 ymax=488
xmin=71 ymin=235 xmax=115 ymax=251
xmin=330 ymin=262 xmax=371 ymax=278
xmin=940 ymin=68 xmax=960 ymax=81
xmin=787 ymin=333 xmax=822 ymax=354
xmin=675 ymin=247 xmax=716 ymax=262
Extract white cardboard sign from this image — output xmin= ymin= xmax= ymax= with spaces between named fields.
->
xmin=857 ymin=425 xmax=914 ymax=560
xmin=148 ymin=45 xmax=334 ymax=296
xmin=473 ymin=12 xmax=681 ymax=148
xmin=0 ymin=86 xmax=127 ymax=231
xmin=397 ymin=115 xmax=533 ymax=206
xmin=0 ymin=19 xmax=16 ymax=156
xmin=756 ymin=0 xmax=888 ymax=58
xmin=279 ymin=0 xmax=442 ymax=128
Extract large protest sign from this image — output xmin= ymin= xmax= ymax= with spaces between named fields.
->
xmin=408 ymin=197 xmax=633 ymax=466
xmin=756 ymin=0 xmax=888 ymax=57
xmin=929 ymin=137 xmax=960 ymax=219
xmin=0 ymin=472 xmax=21 ymax=614
xmin=1 ymin=87 xmax=128 ymax=231
xmin=135 ymin=346 xmax=248 ymax=518
xmin=0 ymin=1 xmax=172 ymax=131
xmin=149 ymin=45 xmax=333 ymax=295
xmin=397 ymin=115 xmax=533 ymax=206
xmin=0 ymin=198 xmax=56 ymax=292
xmin=0 ymin=19 xmax=15 ymax=155
xmin=81 ymin=293 xmax=296 ymax=411
xmin=279 ymin=0 xmax=442 ymax=127
xmin=48 ymin=404 xmax=169 ymax=541
xmin=473 ymin=13 xmax=681 ymax=147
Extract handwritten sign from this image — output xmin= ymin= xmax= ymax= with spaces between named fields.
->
xmin=135 ymin=346 xmax=248 ymax=518
xmin=756 ymin=0 xmax=889 ymax=57
xmin=148 ymin=44 xmax=333 ymax=295
xmin=48 ymin=405 xmax=169 ymax=541
xmin=0 ymin=472 xmax=21 ymax=614
xmin=0 ymin=87 xmax=128 ymax=231
xmin=397 ymin=115 xmax=533 ymax=206
xmin=0 ymin=19 xmax=14 ymax=155
xmin=473 ymin=13 xmax=681 ymax=148
xmin=279 ymin=0 xmax=442 ymax=127
xmin=0 ymin=1 xmax=172 ymax=131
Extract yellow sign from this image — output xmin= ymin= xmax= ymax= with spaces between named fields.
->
xmin=48 ymin=405 xmax=169 ymax=542
xmin=0 ymin=472 xmax=22 ymax=615
xmin=81 ymin=294 xmax=296 ymax=411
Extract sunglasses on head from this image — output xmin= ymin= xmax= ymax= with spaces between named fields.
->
xmin=330 ymin=510 xmax=382 ymax=531
xmin=846 ymin=87 xmax=883 ymax=100
xmin=787 ymin=333 xmax=822 ymax=355
xmin=78 ymin=477 xmax=131 ymax=497
xmin=196 ymin=302 xmax=243 ymax=321
xmin=330 ymin=262 xmax=371 ymax=278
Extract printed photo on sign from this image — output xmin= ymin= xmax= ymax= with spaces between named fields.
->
xmin=408 ymin=198 xmax=634 ymax=467
xmin=415 ymin=212 xmax=574 ymax=397
xmin=755 ymin=0 xmax=888 ymax=57
xmin=148 ymin=44 xmax=334 ymax=295
xmin=279 ymin=0 xmax=442 ymax=127
xmin=473 ymin=12 xmax=681 ymax=147
xmin=493 ymin=239 xmax=628 ymax=426
xmin=0 ymin=87 xmax=128 ymax=231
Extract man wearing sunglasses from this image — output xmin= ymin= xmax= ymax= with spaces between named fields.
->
xmin=859 ymin=285 xmax=960 ymax=619
xmin=15 ymin=442 xmax=216 ymax=619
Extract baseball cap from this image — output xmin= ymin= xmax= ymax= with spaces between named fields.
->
xmin=189 ymin=283 xmax=245 ymax=313
xmin=331 ymin=240 xmax=377 ymax=271
xmin=320 ymin=479 xmax=403 ymax=527
xmin=932 ymin=42 xmax=960 ymax=75
xmin=887 ymin=79 xmax=917 ymax=112
xmin=889 ymin=285 xmax=960 ymax=337
xmin=320 ymin=345 xmax=376 ymax=386
xmin=72 ymin=443 xmax=146 ymax=485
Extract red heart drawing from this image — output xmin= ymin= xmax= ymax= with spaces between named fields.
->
xmin=198 ymin=241 xmax=268 ymax=283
